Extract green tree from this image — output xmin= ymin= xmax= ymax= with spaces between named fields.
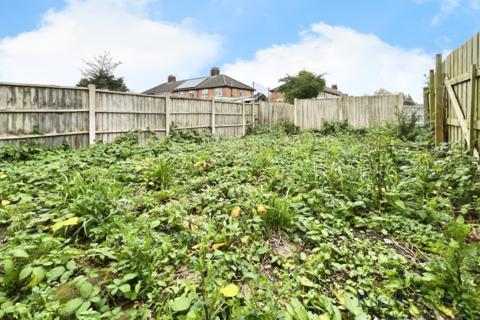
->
xmin=275 ymin=70 xmax=326 ymax=104
xmin=76 ymin=52 xmax=129 ymax=92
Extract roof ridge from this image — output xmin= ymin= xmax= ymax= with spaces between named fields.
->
xmin=223 ymin=74 xmax=254 ymax=90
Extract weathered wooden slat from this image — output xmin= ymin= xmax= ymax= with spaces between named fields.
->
xmin=1 ymin=131 xmax=89 ymax=140
xmin=0 ymin=109 xmax=88 ymax=113
xmin=447 ymin=118 xmax=480 ymax=128
xmin=96 ymin=129 xmax=166 ymax=134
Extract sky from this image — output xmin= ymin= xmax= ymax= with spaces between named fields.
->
xmin=0 ymin=0 xmax=479 ymax=100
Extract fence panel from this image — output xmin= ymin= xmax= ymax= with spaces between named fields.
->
xmin=0 ymin=82 xmax=261 ymax=149
xmin=171 ymin=97 xmax=211 ymax=135
xmin=95 ymin=91 xmax=166 ymax=144
xmin=0 ymin=84 xmax=89 ymax=148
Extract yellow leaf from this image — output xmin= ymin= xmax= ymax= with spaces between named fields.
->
xmin=51 ymin=221 xmax=65 ymax=232
xmin=191 ymin=244 xmax=200 ymax=249
xmin=193 ymin=162 xmax=201 ymax=167
xmin=212 ymin=243 xmax=225 ymax=250
xmin=275 ymin=170 xmax=279 ymax=175
xmin=145 ymin=157 xmax=151 ymax=163
xmin=258 ymin=206 xmax=267 ymax=215
xmin=191 ymin=225 xmax=197 ymax=232
xmin=220 ymin=284 xmax=239 ymax=297
xmin=231 ymin=207 xmax=241 ymax=217
xmin=63 ymin=217 xmax=79 ymax=226
xmin=437 ymin=306 xmax=455 ymax=318
xmin=332 ymin=289 xmax=345 ymax=306
xmin=0 ymin=174 xmax=7 ymax=179
xmin=135 ymin=165 xmax=141 ymax=170
xmin=320 ymin=316 xmax=330 ymax=320
xmin=1 ymin=200 xmax=10 ymax=206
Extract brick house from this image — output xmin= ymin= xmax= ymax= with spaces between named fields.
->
xmin=142 ymin=67 xmax=255 ymax=98
xmin=270 ymin=84 xmax=347 ymax=102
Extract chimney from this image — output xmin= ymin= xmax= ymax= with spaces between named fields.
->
xmin=211 ymin=67 xmax=220 ymax=76
xmin=168 ymin=75 xmax=176 ymax=82
xmin=332 ymin=84 xmax=338 ymax=90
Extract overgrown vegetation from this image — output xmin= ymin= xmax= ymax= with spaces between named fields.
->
xmin=0 ymin=121 xmax=479 ymax=320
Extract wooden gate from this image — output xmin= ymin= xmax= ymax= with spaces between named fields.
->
xmin=428 ymin=32 xmax=479 ymax=158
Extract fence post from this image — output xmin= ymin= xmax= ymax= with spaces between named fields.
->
xmin=338 ymin=97 xmax=343 ymax=122
xmin=423 ymin=87 xmax=429 ymax=125
xmin=211 ymin=97 xmax=216 ymax=134
xmin=252 ymin=102 xmax=255 ymax=128
xmin=303 ymin=100 xmax=306 ymax=130
xmin=429 ymin=69 xmax=435 ymax=124
xmin=294 ymin=98 xmax=297 ymax=126
xmin=435 ymin=54 xmax=444 ymax=146
xmin=268 ymin=87 xmax=271 ymax=127
xmin=88 ymin=84 xmax=96 ymax=145
xmin=165 ymin=93 xmax=171 ymax=136
xmin=242 ymin=100 xmax=246 ymax=136
xmin=469 ymin=64 xmax=477 ymax=156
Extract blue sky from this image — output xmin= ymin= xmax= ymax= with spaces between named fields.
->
xmin=1 ymin=0 xmax=479 ymax=98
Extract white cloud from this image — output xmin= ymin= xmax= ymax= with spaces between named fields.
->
xmin=222 ymin=22 xmax=434 ymax=100
xmin=414 ymin=0 xmax=480 ymax=24
xmin=0 ymin=0 xmax=223 ymax=92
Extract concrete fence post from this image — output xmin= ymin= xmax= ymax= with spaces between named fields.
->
xmin=88 ymin=84 xmax=96 ymax=145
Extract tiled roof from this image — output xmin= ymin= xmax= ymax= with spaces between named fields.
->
xmin=270 ymin=85 xmax=347 ymax=96
xmin=142 ymin=75 xmax=255 ymax=94
xmin=323 ymin=86 xmax=347 ymax=96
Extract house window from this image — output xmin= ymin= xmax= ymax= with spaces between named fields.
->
xmin=189 ymin=90 xmax=194 ymax=97
xmin=178 ymin=91 xmax=184 ymax=97
xmin=215 ymin=88 xmax=222 ymax=96
xmin=202 ymin=89 xmax=208 ymax=97
xmin=239 ymin=89 xmax=243 ymax=97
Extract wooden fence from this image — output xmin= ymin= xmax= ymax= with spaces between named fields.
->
xmin=0 ymin=82 xmax=258 ymax=148
xmin=427 ymin=31 xmax=480 ymax=158
xmin=0 ymin=81 xmax=405 ymax=149
xmin=258 ymin=94 xmax=403 ymax=130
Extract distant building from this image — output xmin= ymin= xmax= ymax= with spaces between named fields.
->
xmin=269 ymin=84 xmax=348 ymax=102
xmin=317 ymin=85 xmax=348 ymax=99
xmin=142 ymin=67 xmax=255 ymax=98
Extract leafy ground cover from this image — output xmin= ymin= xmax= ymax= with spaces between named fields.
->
xmin=0 ymin=122 xmax=479 ymax=320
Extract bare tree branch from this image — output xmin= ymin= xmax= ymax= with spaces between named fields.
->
xmin=79 ymin=52 xmax=123 ymax=79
